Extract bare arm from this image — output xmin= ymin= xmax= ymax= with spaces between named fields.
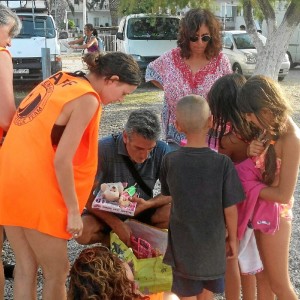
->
xmin=68 ymin=36 xmax=84 ymax=45
xmin=132 ymin=193 xmax=171 ymax=215
xmin=0 ymin=51 xmax=16 ymax=131
xmin=54 ymin=94 xmax=99 ymax=237
xmin=72 ymin=36 xmax=97 ymax=50
xmin=224 ymin=205 xmax=238 ymax=259
xmin=259 ymin=124 xmax=300 ymax=204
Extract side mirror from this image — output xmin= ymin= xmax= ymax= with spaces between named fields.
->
xmin=116 ymin=32 xmax=124 ymax=40
xmin=59 ymin=31 xmax=68 ymax=39
xmin=230 ymin=43 xmax=234 ymax=50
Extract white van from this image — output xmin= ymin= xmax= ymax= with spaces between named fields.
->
xmin=1 ymin=0 xmax=62 ymax=82
xmin=116 ymin=14 xmax=180 ymax=75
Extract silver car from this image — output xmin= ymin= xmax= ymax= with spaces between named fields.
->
xmin=222 ymin=30 xmax=290 ymax=81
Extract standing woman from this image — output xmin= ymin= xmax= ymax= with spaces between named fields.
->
xmin=0 ymin=51 xmax=140 ymax=299
xmin=145 ymin=8 xmax=232 ymax=150
xmin=0 ymin=3 xmax=21 ymax=298
xmin=69 ymin=23 xmax=99 ymax=53
xmin=237 ymin=75 xmax=299 ymax=300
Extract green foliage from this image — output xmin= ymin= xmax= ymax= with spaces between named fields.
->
xmin=68 ymin=19 xmax=76 ymax=29
xmin=118 ymin=0 xmax=212 ymax=15
xmin=240 ymin=0 xmax=291 ymax=24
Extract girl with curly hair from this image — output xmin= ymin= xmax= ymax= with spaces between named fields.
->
xmin=68 ymin=246 xmax=149 ymax=300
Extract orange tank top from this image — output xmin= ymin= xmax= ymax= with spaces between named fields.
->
xmin=0 ymin=71 xmax=102 ymax=239
xmin=0 ymin=47 xmax=12 ymax=144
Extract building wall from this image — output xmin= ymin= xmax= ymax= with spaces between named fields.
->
xmin=67 ymin=0 xmax=111 ymax=30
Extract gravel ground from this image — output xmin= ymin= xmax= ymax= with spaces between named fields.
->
xmin=3 ymin=54 xmax=300 ymax=299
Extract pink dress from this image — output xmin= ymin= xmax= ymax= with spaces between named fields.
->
xmin=145 ymin=48 xmax=232 ymax=145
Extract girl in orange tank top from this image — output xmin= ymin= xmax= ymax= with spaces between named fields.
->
xmin=0 ymin=52 xmax=140 ymax=299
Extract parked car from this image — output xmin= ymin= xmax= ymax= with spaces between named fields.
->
xmin=222 ymin=30 xmax=290 ymax=81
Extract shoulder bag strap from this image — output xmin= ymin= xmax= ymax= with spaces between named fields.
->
xmin=112 ymin=134 xmax=153 ymax=198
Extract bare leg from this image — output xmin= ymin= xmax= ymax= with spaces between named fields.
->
xmin=240 ymin=274 xmax=256 ymax=300
xmin=255 ymin=218 xmax=297 ymax=300
xmin=76 ymin=214 xmax=109 ymax=245
xmin=5 ymin=226 xmax=39 ymax=300
xmin=151 ymin=204 xmax=170 ymax=229
xmin=225 ymin=257 xmax=241 ymax=300
xmin=255 ymin=271 xmax=275 ymax=300
xmin=24 ymin=229 xmax=70 ymax=300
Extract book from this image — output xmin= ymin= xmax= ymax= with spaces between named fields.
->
xmin=92 ymin=189 xmax=137 ymax=216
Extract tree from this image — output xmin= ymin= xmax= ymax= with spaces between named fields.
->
xmin=242 ymin=0 xmax=300 ymax=79
xmin=109 ymin=0 xmax=120 ymax=26
xmin=48 ymin=0 xmax=70 ymax=29
xmin=118 ymin=0 xmax=212 ymax=15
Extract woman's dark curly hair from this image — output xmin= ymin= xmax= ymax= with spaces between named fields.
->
xmin=67 ymin=246 xmax=139 ymax=300
xmin=178 ymin=8 xmax=222 ymax=60
xmin=237 ymin=75 xmax=291 ymax=185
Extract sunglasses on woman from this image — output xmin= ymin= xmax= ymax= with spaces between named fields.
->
xmin=189 ymin=35 xmax=211 ymax=43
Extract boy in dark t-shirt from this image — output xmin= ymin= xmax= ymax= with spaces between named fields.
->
xmin=159 ymin=95 xmax=245 ymax=299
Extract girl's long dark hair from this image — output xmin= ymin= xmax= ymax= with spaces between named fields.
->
xmin=237 ymin=75 xmax=291 ymax=185
xmin=207 ymin=73 xmax=253 ymax=149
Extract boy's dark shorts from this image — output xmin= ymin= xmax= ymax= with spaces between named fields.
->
xmin=172 ymin=272 xmax=224 ymax=297
xmin=82 ymin=207 xmax=157 ymax=235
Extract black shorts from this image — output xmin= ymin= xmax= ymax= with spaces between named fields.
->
xmin=172 ymin=272 xmax=224 ymax=297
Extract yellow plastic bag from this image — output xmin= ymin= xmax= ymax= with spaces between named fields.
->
xmin=110 ymin=220 xmax=172 ymax=294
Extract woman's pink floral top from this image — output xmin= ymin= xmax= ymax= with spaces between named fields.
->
xmin=145 ymin=47 xmax=232 ymax=145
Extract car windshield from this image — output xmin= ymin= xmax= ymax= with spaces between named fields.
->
xmin=233 ymin=33 xmax=256 ymax=49
xmin=16 ymin=15 xmax=56 ymax=38
xmin=127 ymin=17 xmax=179 ymax=40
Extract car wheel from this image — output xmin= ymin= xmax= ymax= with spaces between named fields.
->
xmin=278 ymin=76 xmax=284 ymax=81
xmin=233 ymin=63 xmax=242 ymax=74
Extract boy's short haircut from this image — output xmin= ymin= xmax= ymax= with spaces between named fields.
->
xmin=176 ymin=95 xmax=210 ymax=133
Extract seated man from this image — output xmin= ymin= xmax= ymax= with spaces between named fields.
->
xmin=77 ymin=109 xmax=171 ymax=246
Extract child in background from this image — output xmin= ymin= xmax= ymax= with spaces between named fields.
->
xmin=208 ymin=73 xmax=272 ymax=300
xmin=69 ymin=23 xmax=99 ymax=53
xmin=237 ymin=75 xmax=300 ymax=300
xmin=159 ymin=95 xmax=245 ymax=300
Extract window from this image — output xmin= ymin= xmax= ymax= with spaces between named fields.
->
xmin=17 ymin=15 xmax=55 ymax=38
xmin=233 ymin=34 xmax=256 ymax=49
xmin=94 ymin=17 xmax=99 ymax=27
xmin=127 ymin=17 xmax=180 ymax=40
xmin=223 ymin=35 xmax=233 ymax=48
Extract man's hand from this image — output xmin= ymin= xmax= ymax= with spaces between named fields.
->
xmin=131 ymin=194 xmax=151 ymax=216
xmin=112 ymin=222 xmax=132 ymax=246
